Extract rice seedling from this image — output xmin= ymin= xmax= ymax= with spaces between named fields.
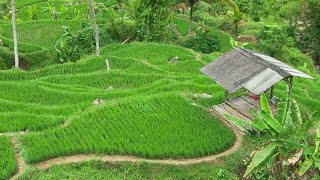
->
xmin=21 ymin=93 xmax=235 ymax=163
xmin=0 ymin=137 xmax=17 ymax=180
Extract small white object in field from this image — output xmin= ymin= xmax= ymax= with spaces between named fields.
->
xmin=168 ymin=56 xmax=179 ymax=64
xmin=0 ymin=39 xmax=3 ymax=46
xmin=107 ymin=86 xmax=114 ymax=91
xmin=194 ymin=93 xmax=212 ymax=99
xmin=106 ymin=58 xmax=110 ymax=71
xmin=92 ymin=99 xmax=106 ymax=105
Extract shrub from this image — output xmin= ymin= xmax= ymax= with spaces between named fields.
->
xmin=255 ymin=25 xmax=316 ymax=71
xmin=0 ymin=56 xmax=5 ymax=70
xmin=107 ymin=18 xmax=137 ymax=42
xmin=281 ymin=47 xmax=315 ymax=69
xmin=256 ymin=26 xmax=295 ymax=57
xmin=180 ymin=31 xmax=221 ymax=54
xmin=55 ymin=25 xmax=114 ymax=63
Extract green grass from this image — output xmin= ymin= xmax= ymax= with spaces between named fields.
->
xmin=18 ymin=135 xmax=261 ymax=180
xmin=21 ymin=93 xmax=235 ymax=163
xmin=101 ymin=42 xmax=196 ymax=65
xmin=15 ymin=0 xmax=48 ymax=9
xmin=0 ymin=43 xmax=236 ymax=167
xmin=1 ymin=20 xmax=83 ymax=48
xmin=17 ymin=161 xmax=235 ymax=180
xmin=0 ymin=42 xmax=319 ymax=179
xmin=173 ymin=17 xmax=197 ymax=36
xmin=0 ymin=137 xmax=17 ymax=180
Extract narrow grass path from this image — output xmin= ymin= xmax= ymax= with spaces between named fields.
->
xmin=5 ymin=109 xmax=242 ymax=179
xmin=10 ymin=137 xmax=27 ymax=180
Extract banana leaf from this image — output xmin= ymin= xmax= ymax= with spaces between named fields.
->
xmin=299 ymin=159 xmax=313 ymax=176
xmin=292 ymin=99 xmax=303 ymax=126
xmin=260 ymin=93 xmax=274 ymax=119
xmin=244 ymin=143 xmax=277 ymax=177
xmin=250 ymin=109 xmax=270 ymax=131
xmin=225 ymin=114 xmax=253 ymax=129
xmin=277 ymin=101 xmax=288 ymax=125
xmin=260 ymin=110 xmax=284 ymax=134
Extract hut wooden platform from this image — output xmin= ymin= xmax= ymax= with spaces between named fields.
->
xmin=201 ymin=47 xmax=314 ymax=134
xmin=210 ymin=95 xmax=277 ymax=134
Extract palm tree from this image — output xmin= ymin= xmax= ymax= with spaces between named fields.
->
xmin=11 ymin=0 xmax=19 ymax=68
xmin=88 ymin=0 xmax=100 ymax=56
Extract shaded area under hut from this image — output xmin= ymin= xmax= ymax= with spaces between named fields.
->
xmin=201 ymin=48 xmax=314 ymax=133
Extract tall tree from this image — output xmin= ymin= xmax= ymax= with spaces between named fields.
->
xmin=88 ymin=0 xmax=100 ymax=56
xmin=11 ymin=0 xmax=19 ymax=68
xmin=188 ymin=0 xmax=197 ymax=34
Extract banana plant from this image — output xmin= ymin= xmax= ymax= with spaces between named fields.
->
xmin=27 ymin=5 xmax=38 ymax=20
xmin=42 ymin=1 xmax=60 ymax=19
xmin=225 ymin=94 xmax=319 ymax=178
xmin=298 ymin=119 xmax=320 ymax=177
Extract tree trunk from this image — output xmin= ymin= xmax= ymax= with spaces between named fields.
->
xmin=189 ymin=1 xmax=195 ymax=34
xmin=11 ymin=0 xmax=19 ymax=68
xmin=88 ymin=0 xmax=100 ymax=56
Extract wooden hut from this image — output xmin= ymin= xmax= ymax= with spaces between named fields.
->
xmin=201 ymin=48 xmax=314 ymax=133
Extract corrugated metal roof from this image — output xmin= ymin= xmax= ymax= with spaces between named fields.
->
xmin=251 ymin=51 xmax=314 ymax=79
xmin=242 ymin=69 xmax=283 ymax=95
xmin=200 ymin=48 xmax=314 ymax=95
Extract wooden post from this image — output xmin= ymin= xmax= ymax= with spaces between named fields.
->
xmin=224 ymin=90 xmax=228 ymax=102
xmin=288 ymin=77 xmax=293 ymax=100
xmin=270 ymin=86 xmax=274 ymax=102
xmin=105 ymin=58 xmax=110 ymax=71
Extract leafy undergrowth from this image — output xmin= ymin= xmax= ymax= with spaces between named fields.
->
xmin=0 ymin=137 xmax=17 ymax=180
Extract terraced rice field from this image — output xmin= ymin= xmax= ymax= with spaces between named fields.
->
xmin=0 ymin=42 xmax=240 ymax=179
xmin=0 ymin=137 xmax=16 ymax=180
xmin=1 ymin=42 xmax=319 ymax=180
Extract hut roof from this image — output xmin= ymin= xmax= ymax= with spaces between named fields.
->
xmin=200 ymin=48 xmax=314 ymax=95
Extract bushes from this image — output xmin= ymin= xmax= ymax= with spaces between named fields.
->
xmin=180 ymin=31 xmax=221 ymax=54
xmin=106 ymin=18 xmax=137 ymax=42
xmin=55 ymin=25 xmax=114 ymax=63
xmin=281 ymin=47 xmax=315 ymax=69
xmin=255 ymin=25 xmax=316 ymax=71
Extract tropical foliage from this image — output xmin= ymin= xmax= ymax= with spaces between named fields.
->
xmin=226 ymin=94 xmax=320 ymax=179
xmin=0 ymin=0 xmax=319 ymax=179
